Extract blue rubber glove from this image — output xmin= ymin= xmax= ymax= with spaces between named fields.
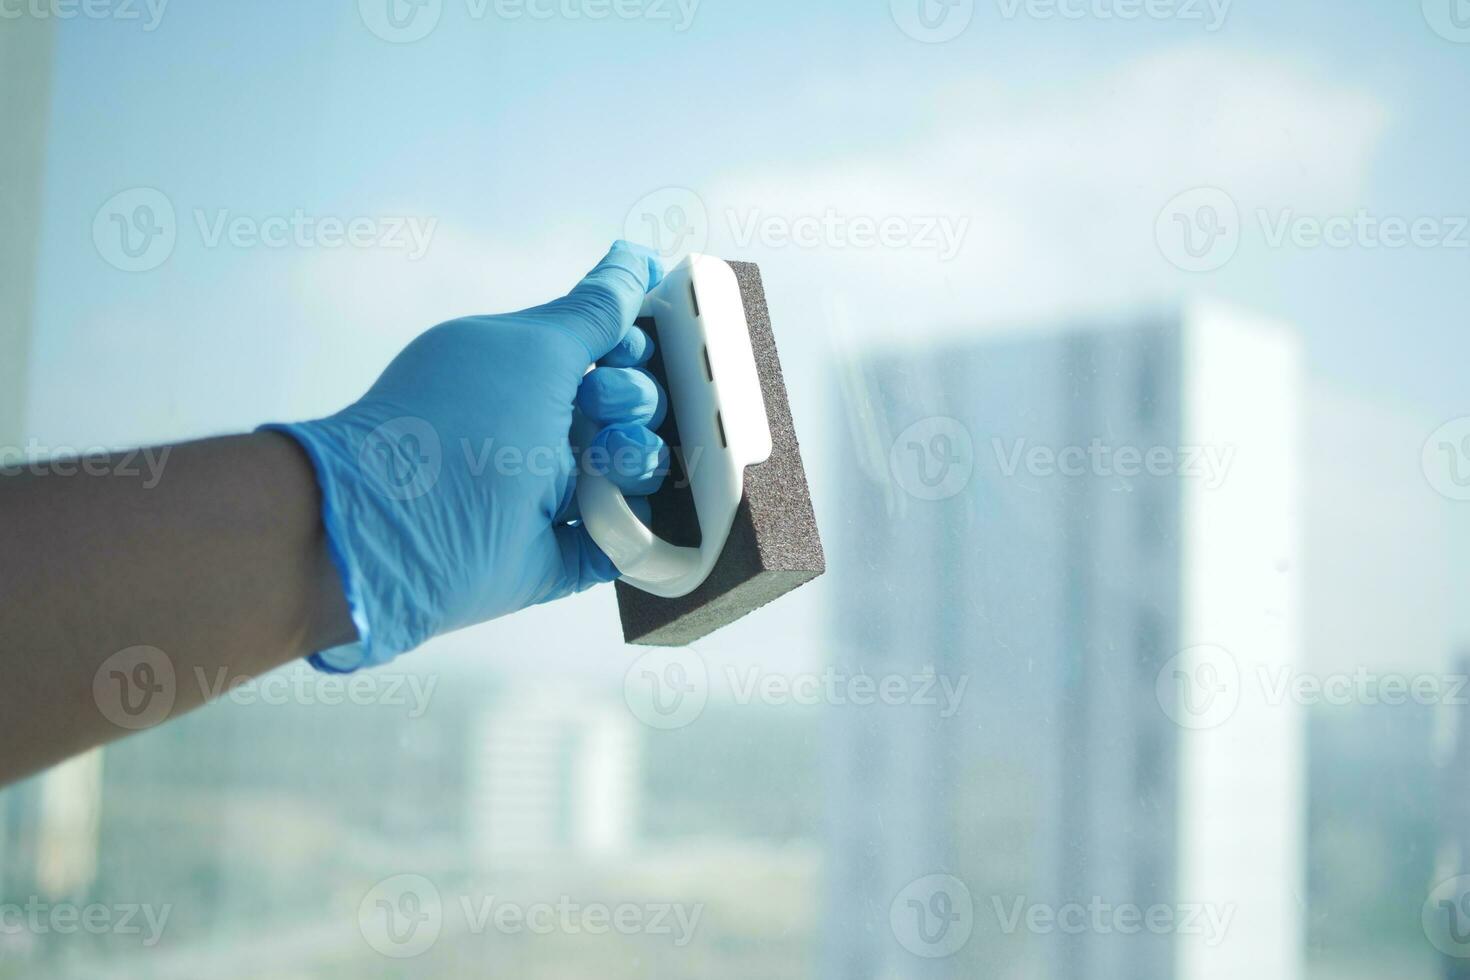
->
xmin=264 ymin=242 xmax=671 ymax=672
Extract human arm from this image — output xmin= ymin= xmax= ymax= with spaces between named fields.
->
xmin=0 ymin=241 xmax=669 ymax=785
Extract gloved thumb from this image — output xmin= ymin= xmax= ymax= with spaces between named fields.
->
xmin=553 ymin=241 xmax=664 ymax=362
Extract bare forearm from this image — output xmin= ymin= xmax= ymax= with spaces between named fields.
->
xmin=0 ymin=432 xmax=354 ymax=784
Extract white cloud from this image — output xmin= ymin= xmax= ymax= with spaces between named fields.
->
xmin=697 ymin=45 xmax=1390 ymax=336
xmin=284 ymin=46 xmax=1390 ymax=359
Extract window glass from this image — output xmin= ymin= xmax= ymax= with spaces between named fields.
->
xmin=3 ymin=3 xmax=1468 ymax=977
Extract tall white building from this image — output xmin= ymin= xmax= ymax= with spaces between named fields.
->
xmin=826 ymin=303 xmax=1302 ymax=980
xmin=467 ymin=688 xmax=640 ymax=869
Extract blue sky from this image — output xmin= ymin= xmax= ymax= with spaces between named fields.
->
xmin=25 ymin=0 xmax=1470 ymax=674
xmin=34 ymin=0 xmax=1470 ymax=429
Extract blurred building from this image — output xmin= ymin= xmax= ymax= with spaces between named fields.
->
xmin=467 ymin=689 xmax=640 ymax=868
xmin=827 ymin=305 xmax=1303 ymax=980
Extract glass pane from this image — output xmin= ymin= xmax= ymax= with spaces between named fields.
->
xmin=2 ymin=3 xmax=1466 ymax=978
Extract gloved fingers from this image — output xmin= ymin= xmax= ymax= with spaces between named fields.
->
xmin=576 ymin=366 xmax=668 ymax=429
xmin=555 ymin=419 xmax=665 ymax=522
xmin=551 ymin=496 xmax=656 ymax=590
xmin=599 ymin=324 xmax=654 ymax=368
xmin=554 ymin=241 xmax=664 ymax=362
xmin=554 ymin=490 xmax=653 ymax=528
xmin=553 ymin=523 xmax=618 ymax=589
xmin=586 ymin=423 xmax=669 ymax=496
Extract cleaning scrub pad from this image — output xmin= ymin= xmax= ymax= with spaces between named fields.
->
xmin=574 ymin=256 xmax=824 ymax=646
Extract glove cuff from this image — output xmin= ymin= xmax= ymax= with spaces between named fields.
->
xmin=260 ymin=417 xmax=433 ymax=672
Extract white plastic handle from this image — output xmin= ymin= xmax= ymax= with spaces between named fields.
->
xmin=575 ymin=255 xmax=773 ymax=598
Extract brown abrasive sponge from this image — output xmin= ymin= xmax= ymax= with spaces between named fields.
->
xmin=614 ymin=261 xmax=825 ymax=645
